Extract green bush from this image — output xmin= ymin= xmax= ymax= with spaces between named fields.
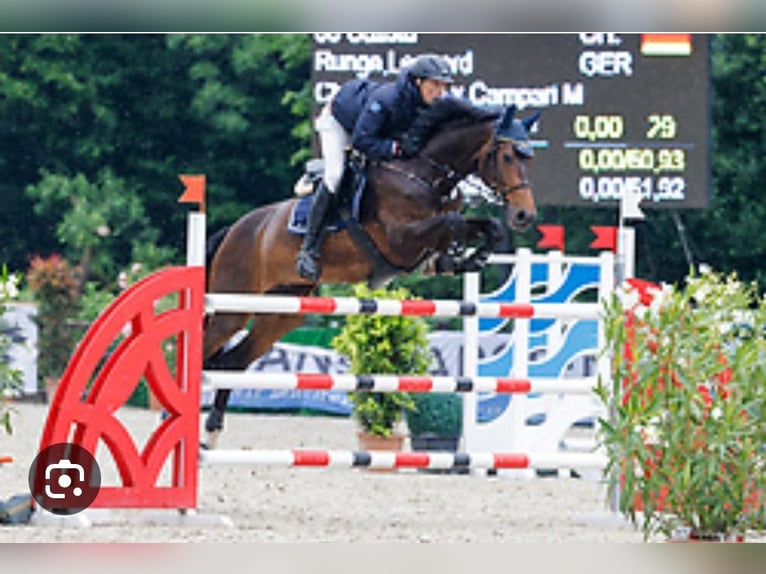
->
xmin=26 ymin=255 xmax=81 ymax=385
xmin=407 ymin=393 xmax=463 ymax=437
xmin=332 ymin=284 xmax=431 ymax=437
xmin=78 ymin=281 xmax=116 ymax=323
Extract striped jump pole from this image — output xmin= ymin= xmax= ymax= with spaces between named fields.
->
xmin=201 ymin=372 xmax=596 ymax=395
xmin=205 ymin=293 xmax=600 ymax=320
xmin=199 ymin=449 xmax=607 ymax=471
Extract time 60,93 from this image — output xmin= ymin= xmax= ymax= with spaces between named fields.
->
xmin=579 ymin=176 xmax=686 ymax=203
xmin=578 ymin=147 xmax=686 ymax=174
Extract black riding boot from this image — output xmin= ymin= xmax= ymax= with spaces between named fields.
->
xmin=296 ymin=182 xmax=334 ymax=281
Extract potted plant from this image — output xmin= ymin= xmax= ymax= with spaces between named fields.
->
xmin=332 ymin=284 xmax=430 ymax=450
xmin=407 ymin=393 xmax=463 ymax=452
xmin=26 ymin=255 xmax=81 ymax=402
xmin=407 ymin=393 xmax=463 ymax=475
xmin=597 ymin=268 xmax=766 ymax=541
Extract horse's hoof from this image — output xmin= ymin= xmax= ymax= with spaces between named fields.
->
xmin=434 ymin=254 xmax=457 ymax=274
xmin=204 ymin=430 xmax=221 ymax=450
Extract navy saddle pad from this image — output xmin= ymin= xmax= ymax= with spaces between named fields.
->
xmin=287 ymin=189 xmax=363 ymax=236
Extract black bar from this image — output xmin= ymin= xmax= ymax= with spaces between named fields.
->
xmin=455 ymin=377 xmax=474 ymax=392
xmin=453 ymin=453 xmax=471 ymax=468
xmin=356 ymin=375 xmax=375 ymax=390
xmin=359 ymin=299 xmax=377 ymax=314
xmin=459 ymin=302 xmax=477 ymax=316
xmin=353 ymin=452 xmax=372 ymax=467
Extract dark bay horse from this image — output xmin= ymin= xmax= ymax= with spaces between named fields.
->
xmin=203 ymin=99 xmax=540 ymax=446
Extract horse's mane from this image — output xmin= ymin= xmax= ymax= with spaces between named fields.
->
xmin=401 ymin=98 xmax=501 ymax=157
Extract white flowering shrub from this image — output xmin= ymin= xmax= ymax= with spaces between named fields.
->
xmin=1 ymin=265 xmax=23 ymax=434
xmin=597 ymin=268 xmax=766 ymax=540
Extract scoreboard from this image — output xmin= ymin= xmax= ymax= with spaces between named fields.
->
xmin=311 ymin=33 xmax=711 ymax=209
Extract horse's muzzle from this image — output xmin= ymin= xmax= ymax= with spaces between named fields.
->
xmin=508 ymin=208 xmax=536 ymax=231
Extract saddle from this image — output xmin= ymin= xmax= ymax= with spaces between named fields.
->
xmin=287 ymin=154 xmax=405 ymax=289
xmin=287 ymin=156 xmax=366 ymax=235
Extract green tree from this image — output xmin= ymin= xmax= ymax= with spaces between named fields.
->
xmin=0 ymin=34 xmax=312 ymax=282
xmin=683 ymin=34 xmax=766 ymax=285
xmin=26 ymin=169 xmax=151 ymax=286
xmin=0 ymin=35 xmax=111 ymax=270
xmin=163 ymin=34 xmax=312 ymax=232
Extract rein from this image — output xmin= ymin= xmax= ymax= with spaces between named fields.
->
xmin=376 ymin=131 xmax=531 ymax=204
xmin=377 ymin=156 xmax=464 ymax=197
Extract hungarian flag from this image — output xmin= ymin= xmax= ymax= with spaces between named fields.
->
xmin=640 ymin=34 xmax=692 ymax=56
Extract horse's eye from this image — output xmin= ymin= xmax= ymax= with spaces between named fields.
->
xmin=502 ymin=153 xmax=514 ymax=164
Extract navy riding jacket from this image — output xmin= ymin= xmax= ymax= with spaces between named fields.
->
xmin=331 ymin=69 xmax=425 ymax=160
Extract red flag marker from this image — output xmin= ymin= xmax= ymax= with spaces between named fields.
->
xmin=590 ymin=226 xmax=618 ymax=252
xmin=537 ymin=224 xmax=565 ymax=251
xmin=178 ymin=174 xmax=206 ymax=211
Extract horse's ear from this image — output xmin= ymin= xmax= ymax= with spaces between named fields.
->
xmin=522 ymin=111 xmax=541 ymax=132
xmin=500 ymin=105 xmax=517 ymax=131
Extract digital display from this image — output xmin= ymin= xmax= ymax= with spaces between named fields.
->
xmin=311 ymin=33 xmax=711 ymax=209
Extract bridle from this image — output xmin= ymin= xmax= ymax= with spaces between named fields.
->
xmin=376 ymin=130 xmax=531 ymax=203
xmin=479 ymin=134 xmax=532 ymax=201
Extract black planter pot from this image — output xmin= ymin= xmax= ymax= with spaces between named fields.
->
xmin=410 ymin=433 xmax=465 ymax=474
xmin=410 ymin=433 xmax=460 ymax=452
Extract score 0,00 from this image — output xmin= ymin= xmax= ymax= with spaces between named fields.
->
xmin=573 ymin=114 xmax=679 ymax=141
xmin=573 ymin=115 xmax=624 ymax=141
xmin=579 ymin=176 xmax=686 ymax=203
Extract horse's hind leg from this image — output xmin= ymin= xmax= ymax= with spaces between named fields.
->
xmin=203 ymin=312 xmax=306 ymax=448
xmin=203 ymin=312 xmax=252 ymax=363
xmin=201 ymin=312 xmax=250 ymax=448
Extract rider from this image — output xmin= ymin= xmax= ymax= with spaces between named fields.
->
xmin=295 ymin=53 xmax=454 ymax=281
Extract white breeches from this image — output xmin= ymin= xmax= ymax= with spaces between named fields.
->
xmin=315 ymin=105 xmax=350 ymax=193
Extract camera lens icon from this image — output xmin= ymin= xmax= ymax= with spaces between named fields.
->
xmin=44 ymin=459 xmax=85 ymax=499
xmin=30 ymin=443 xmax=101 ymax=515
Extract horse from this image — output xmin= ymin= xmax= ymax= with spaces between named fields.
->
xmin=202 ymin=98 xmax=540 ymax=446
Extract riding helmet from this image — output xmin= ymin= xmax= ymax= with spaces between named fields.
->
xmin=407 ymin=54 xmax=454 ymax=83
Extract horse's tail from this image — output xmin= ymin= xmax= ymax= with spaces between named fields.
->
xmin=205 ymin=225 xmax=231 ymax=285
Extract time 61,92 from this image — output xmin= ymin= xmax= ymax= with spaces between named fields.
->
xmin=579 ymin=176 xmax=686 ymax=203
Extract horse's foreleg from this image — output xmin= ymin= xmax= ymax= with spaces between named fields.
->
xmin=389 ymin=213 xmax=497 ymax=275
xmin=465 ymin=217 xmax=503 ymax=247
xmin=430 ymin=217 xmax=503 ymax=274
xmin=458 ymin=217 xmax=504 ymax=271
xmin=388 ymin=213 xmax=469 ymax=257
